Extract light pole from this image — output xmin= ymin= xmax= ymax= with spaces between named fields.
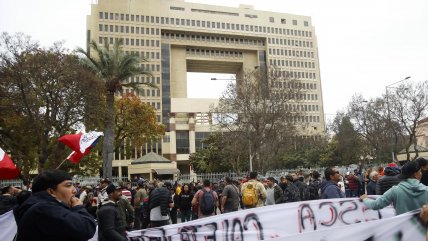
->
xmin=385 ymin=76 xmax=411 ymax=162
xmin=211 ymin=77 xmax=253 ymax=171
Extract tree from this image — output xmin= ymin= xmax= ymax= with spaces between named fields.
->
xmin=77 ymin=40 xmax=153 ymax=179
xmin=388 ymin=81 xmax=428 ymax=160
xmin=114 ymin=94 xmax=165 ymax=159
xmin=212 ymin=68 xmax=304 ymax=171
xmin=189 ymin=132 xmax=247 ymax=173
xmin=0 ymin=32 xmax=104 ymax=176
xmin=348 ymin=94 xmax=399 ymax=162
xmin=331 ymin=114 xmax=365 ymax=165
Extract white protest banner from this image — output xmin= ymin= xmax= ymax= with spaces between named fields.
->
xmin=0 ymin=211 xmax=17 ymax=241
xmin=274 ymin=209 xmax=426 ymax=241
xmin=127 ymin=197 xmax=396 ymax=240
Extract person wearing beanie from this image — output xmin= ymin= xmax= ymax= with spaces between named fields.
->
xmin=360 ymin=160 xmax=428 ymax=215
xmin=13 ymin=170 xmax=96 ymax=241
xmin=416 ymin=157 xmax=428 ymax=186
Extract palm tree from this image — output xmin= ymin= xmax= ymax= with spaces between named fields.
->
xmin=77 ymin=39 xmax=154 ymax=178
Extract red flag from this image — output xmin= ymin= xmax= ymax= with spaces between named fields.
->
xmin=0 ymin=147 xmax=20 ymax=180
xmin=58 ymin=131 xmax=103 ymax=164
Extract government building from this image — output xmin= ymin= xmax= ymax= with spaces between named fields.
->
xmin=86 ymin=0 xmax=325 ymax=179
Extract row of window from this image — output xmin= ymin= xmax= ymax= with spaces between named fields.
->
xmin=270 ymin=58 xmax=316 ymax=69
xmin=127 ymin=76 xmax=161 ymax=85
xmin=162 ymin=32 xmax=265 ymax=47
xmin=98 ymin=36 xmax=160 ymax=48
xmin=273 ymin=81 xmax=317 ymax=90
xmin=269 ymin=69 xmax=317 ymax=80
xmin=186 ymin=48 xmax=243 ymax=58
xmin=288 ymin=115 xmax=321 ymax=123
xmin=139 ymin=63 xmax=160 ymax=72
xmin=269 ymin=49 xmax=315 ymax=59
xmin=286 ymin=104 xmax=320 ymax=112
xmin=99 ymin=24 xmax=160 ymax=36
xmin=273 ymin=92 xmax=319 ymax=101
xmin=268 ymin=38 xmax=313 ymax=48
xmin=98 ymin=12 xmax=313 ymax=37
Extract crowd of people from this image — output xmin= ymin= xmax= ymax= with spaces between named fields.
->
xmin=2 ymin=158 xmax=428 ymax=241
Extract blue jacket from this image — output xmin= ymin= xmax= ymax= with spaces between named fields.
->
xmin=320 ymin=180 xmax=345 ymax=199
xmin=14 ymin=191 xmax=96 ymax=241
xmin=363 ymin=178 xmax=428 ymax=215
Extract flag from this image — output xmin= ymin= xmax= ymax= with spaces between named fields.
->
xmin=0 ymin=147 xmax=20 ymax=180
xmin=58 ymin=131 xmax=103 ymax=164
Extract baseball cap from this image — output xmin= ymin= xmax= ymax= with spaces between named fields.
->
xmin=106 ymin=184 xmax=121 ymax=194
xmin=398 ymin=160 xmax=421 ymax=179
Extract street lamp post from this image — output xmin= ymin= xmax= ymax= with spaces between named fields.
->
xmin=385 ymin=76 xmax=411 ymax=162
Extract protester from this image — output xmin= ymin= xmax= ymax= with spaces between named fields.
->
xmin=265 ymin=177 xmax=284 ymax=205
xmin=116 ymin=183 xmax=135 ymax=231
xmin=321 ymin=167 xmax=345 ymax=199
xmin=98 ymin=183 xmax=127 ymax=241
xmin=177 ymin=184 xmax=193 ymax=222
xmin=191 ymin=184 xmax=202 ymax=220
xmin=281 ymin=175 xmax=301 ymax=203
xmin=0 ymin=185 xmax=19 ymax=215
xmin=149 ymin=182 xmax=173 ymax=227
xmin=360 ymin=160 xmax=428 ymax=215
xmin=192 ymin=179 xmax=219 ymax=218
xmin=170 ymin=187 xmax=179 ymax=224
xmin=133 ymin=179 xmax=147 ymax=229
xmin=221 ymin=177 xmax=240 ymax=212
xmin=308 ymin=171 xmax=321 ymax=200
xmin=347 ymin=170 xmax=359 ymax=197
xmin=292 ymin=172 xmax=309 ymax=201
xmin=417 ymin=157 xmax=428 ymax=186
xmin=241 ymin=172 xmax=267 ymax=208
xmin=376 ymin=163 xmax=401 ymax=195
xmin=14 ymin=169 xmax=96 ymax=241
xmin=97 ymin=178 xmax=110 ymax=205
xmin=366 ymin=171 xmax=379 ymax=195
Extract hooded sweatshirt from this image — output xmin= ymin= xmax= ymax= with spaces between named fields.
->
xmin=320 ymin=180 xmax=345 ymax=199
xmin=363 ymin=178 xmax=428 ymax=215
xmin=14 ymin=191 xmax=96 ymax=241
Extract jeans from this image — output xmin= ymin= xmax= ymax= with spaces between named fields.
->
xmin=180 ymin=210 xmax=192 ymax=223
xmin=133 ymin=208 xmax=142 ymax=230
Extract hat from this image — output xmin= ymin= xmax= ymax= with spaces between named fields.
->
xmin=85 ymin=186 xmax=93 ymax=190
xmin=100 ymin=178 xmax=111 ymax=184
xmin=387 ymin=163 xmax=398 ymax=167
xmin=106 ymin=183 xmax=121 ymax=194
xmin=416 ymin=157 xmax=428 ymax=167
xmin=398 ymin=161 xmax=421 ymax=179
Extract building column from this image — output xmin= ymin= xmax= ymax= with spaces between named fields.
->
xmin=189 ymin=113 xmax=196 ymax=154
xmin=170 ymin=113 xmax=177 ymax=155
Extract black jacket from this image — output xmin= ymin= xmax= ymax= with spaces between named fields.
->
xmin=177 ymin=191 xmax=193 ymax=211
xmin=98 ymin=201 xmax=127 ymax=241
xmin=0 ymin=194 xmax=17 ymax=215
xmin=376 ymin=175 xmax=400 ymax=195
xmin=149 ymin=187 xmax=171 ymax=216
xmin=14 ymin=191 xmax=96 ymax=241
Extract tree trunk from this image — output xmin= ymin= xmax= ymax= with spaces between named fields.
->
xmin=103 ymin=92 xmax=115 ymax=179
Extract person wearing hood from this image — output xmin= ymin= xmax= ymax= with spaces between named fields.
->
xmin=14 ymin=169 xmax=96 ymax=241
xmin=375 ymin=163 xmax=401 ymax=195
xmin=320 ymin=167 xmax=345 ymax=199
xmin=360 ymin=160 xmax=428 ymax=215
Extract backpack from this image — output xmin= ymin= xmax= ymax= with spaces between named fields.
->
xmin=199 ymin=189 xmax=215 ymax=215
xmin=308 ymin=180 xmax=321 ymax=200
xmin=242 ymin=182 xmax=259 ymax=207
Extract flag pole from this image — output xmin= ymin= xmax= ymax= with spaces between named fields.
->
xmin=56 ymin=158 xmax=68 ymax=169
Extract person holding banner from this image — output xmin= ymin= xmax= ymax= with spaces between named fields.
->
xmin=14 ymin=169 xmax=96 ymax=241
xmin=361 ymin=160 xmax=428 ymax=215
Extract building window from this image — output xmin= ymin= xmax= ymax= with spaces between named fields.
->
xmin=269 ymin=17 xmax=274 ymax=23
xmin=304 ymin=21 xmax=309 ymax=27
xmin=176 ymin=131 xmax=189 ymax=154
xmin=195 ymin=132 xmax=210 ymax=150
xmin=281 ymin=19 xmax=286 ymax=24
xmin=292 ymin=20 xmax=298 ymax=25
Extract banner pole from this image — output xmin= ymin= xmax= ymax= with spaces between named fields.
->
xmin=56 ymin=158 xmax=67 ymax=169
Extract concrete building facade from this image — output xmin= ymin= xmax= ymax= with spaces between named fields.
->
xmin=87 ymin=0 xmax=325 ymax=177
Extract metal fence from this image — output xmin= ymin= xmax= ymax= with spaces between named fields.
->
xmin=177 ymin=172 xmax=245 ymax=183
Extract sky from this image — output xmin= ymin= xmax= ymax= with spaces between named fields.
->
xmin=1 ymin=0 xmax=427 ymax=119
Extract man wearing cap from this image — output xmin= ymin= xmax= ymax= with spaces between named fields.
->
xmin=14 ymin=170 xmax=96 ymax=241
xmin=97 ymin=178 xmax=111 ymax=206
xmin=98 ymin=183 xmax=127 ymax=241
xmin=360 ymin=160 xmax=428 ymax=215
